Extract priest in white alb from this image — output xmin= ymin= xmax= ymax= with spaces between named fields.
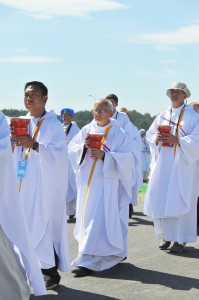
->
xmin=106 ymin=94 xmax=142 ymax=218
xmin=0 ymin=111 xmax=46 ymax=299
xmin=144 ymin=82 xmax=199 ymax=253
xmin=68 ymin=98 xmax=136 ymax=277
xmin=11 ymin=81 xmax=70 ymax=289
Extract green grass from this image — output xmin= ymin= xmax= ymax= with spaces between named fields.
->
xmin=139 ymin=183 xmax=148 ymax=194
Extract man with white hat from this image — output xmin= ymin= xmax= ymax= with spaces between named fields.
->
xmin=144 ymin=82 xmax=199 ymax=253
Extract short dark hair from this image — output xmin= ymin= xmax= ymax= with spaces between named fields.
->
xmin=106 ymin=94 xmax=118 ymax=105
xmin=24 ymin=81 xmax=48 ymax=96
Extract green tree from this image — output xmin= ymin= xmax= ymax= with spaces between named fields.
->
xmin=2 ymin=108 xmax=27 ymax=117
xmin=3 ymin=108 xmax=156 ymax=130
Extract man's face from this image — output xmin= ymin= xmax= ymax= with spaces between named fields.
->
xmin=24 ymin=85 xmax=47 ymax=114
xmin=93 ymin=104 xmax=112 ymax=126
xmin=62 ymin=111 xmax=72 ymax=125
xmin=170 ymin=89 xmax=186 ymax=107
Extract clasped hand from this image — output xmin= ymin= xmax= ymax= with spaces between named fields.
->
xmin=156 ymin=132 xmax=179 ymax=145
xmin=84 ymin=135 xmax=104 ymax=159
xmin=10 ymin=125 xmax=34 ymax=148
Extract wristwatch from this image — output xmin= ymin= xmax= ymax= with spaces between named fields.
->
xmin=32 ymin=141 xmax=39 ymax=151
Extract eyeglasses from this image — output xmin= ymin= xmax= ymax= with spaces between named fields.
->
xmin=92 ymin=109 xmax=110 ymax=114
xmin=170 ymin=89 xmax=185 ymax=95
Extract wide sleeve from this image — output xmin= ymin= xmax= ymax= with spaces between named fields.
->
xmin=0 ymin=112 xmax=46 ymax=296
xmin=179 ymin=122 xmax=199 ymax=165
xmin=103 ymin=127 xmax=135 ymax=198
xmin=68 ymin=126 xmax=89 ymax=170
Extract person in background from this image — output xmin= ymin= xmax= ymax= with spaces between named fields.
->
xmin=60 ymin=108 xmax=80 ymax=220
xmin=60 ymin=108 xmax=80 ymax=143
xmin=68 ymin=98 xmax=136 ymax=277
xmin=120 ymin=107 xmax=129 ymax=116
xmin=139 ymin=129 xmax=151 ymax=183
xmin=11 ymin=81 xmax=70 ymax=289
xmin=144 ymin=82 xmax=199 ymax=253
xmin=0 ymin=111 xmax=45 ymax=299
xmin=106 ymin=94 xmax=142 ymax=219
xmin=190 ymin=102 xmax=199 ymax=233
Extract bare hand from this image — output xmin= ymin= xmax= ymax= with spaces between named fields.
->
xmin=14 ymin=136 xmax=34 ymax=148
xmin=10 ymin=124 xmax=15 ymax=139
xmin=84 ymin=134 xmax=90 ymax=148
xmin=155 ymin=133 xmax=162 ymax=145
xmin=157 ymin=133 xmax=179 ymax=145
xmin=90 ymin=149 xmax=105 ymax=160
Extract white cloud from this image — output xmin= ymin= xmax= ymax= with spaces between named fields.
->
xmin=0 ymin=0 xmax=128 ymax=19
xmin=132 ymin=25 xmax=199 ymax=49
xmin=0 ymin=56 xmax=60 ymax=63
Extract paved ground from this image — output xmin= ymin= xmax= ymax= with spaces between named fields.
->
xmin=30 ymin=197 xmax=199 ymax=300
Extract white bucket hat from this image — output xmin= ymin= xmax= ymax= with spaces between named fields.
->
xmin=166 ymin=82 xmax=191 ymax=98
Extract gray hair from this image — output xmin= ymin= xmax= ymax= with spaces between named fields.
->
xmin=94 ymin=98 xmax=113 ymax=111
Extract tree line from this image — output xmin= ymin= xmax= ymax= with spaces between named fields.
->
xmin=2 ymin=108 xmax=156 ymax=130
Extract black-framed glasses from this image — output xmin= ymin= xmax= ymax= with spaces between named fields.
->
xmin=92 ymin=109 xmax=110 ymax=114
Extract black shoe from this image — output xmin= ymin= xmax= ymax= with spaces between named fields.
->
xmin=69 ymin=215 xmax=75 ymax=219
xmin=72 ymin=266 xmax=94 ymax=277
xmin=169 ymin=242 xmax=185 ymax=253
xmin=159 ymin=240 xmax=171 ymax=250
xmin=43 ymin=275 xmax=59 ymax=290
xmin=129 ymin=204 xmax=134 ymax=218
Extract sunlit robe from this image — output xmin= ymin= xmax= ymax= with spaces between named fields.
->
xmin=0 ymin=111 xmax=45 ymax=296
xmin=13 ymin=110 xmax=70 ymax=271
xmin=144 ymin=104 xmax=199 ymax=243
xmin=140 ymin=137 xmax=151 ymax=181
xmin=112 ymin=111 xmax=142 ymax=204
xmin=63 ymin=121 xmax=80 ymax=215
xmin=68 ymin=118 xmax=136 ymax=271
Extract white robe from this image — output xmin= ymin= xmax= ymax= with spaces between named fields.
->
xmin=141 ymin=137 xmax=151 ymax=181
xmin=63 ymin=121 xmax=80 ymax=215
xmin=63 ymin=121 xmax=80 ymax=144
xmin=13 ymin=110 xmax=70 ymax=271
xmin=112 ymin=111 xmax=142 ymax=205
xmin=144 ymin=104 xmax=199 ymax=243
xmin=0 ymin=112 xmax=45 ymax=296
xmin=68 ymin=118 xmax=135 ymax=271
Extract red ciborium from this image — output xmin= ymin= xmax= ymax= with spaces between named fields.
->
xmin=88 ymin=133 xmax=104 ymax=149
xmin=157 ymin=125 xmax=171 ymax=147
xmin=10 ymin=117 xmax=30 ymax=136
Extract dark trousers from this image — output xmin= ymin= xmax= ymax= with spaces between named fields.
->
xmin=41 ymin=250 xmax=61 ymax=284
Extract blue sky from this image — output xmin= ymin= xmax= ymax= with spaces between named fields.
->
xmin=0 ymin=0 xmax=199 ymax=117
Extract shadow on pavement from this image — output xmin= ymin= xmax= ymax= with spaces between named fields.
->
xmin=30 ymin=285 xmax=120 ymax=300
xmin=167 ymin=246 xmax=199 ymax=259
xmin=93 ymin=263 xmax=199 ymax=291
xmin=128 ymin=216 xmax=153 ymax=227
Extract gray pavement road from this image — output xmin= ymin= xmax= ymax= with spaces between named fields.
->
xmin=30 ymin=198 xmax=199 ymax=300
